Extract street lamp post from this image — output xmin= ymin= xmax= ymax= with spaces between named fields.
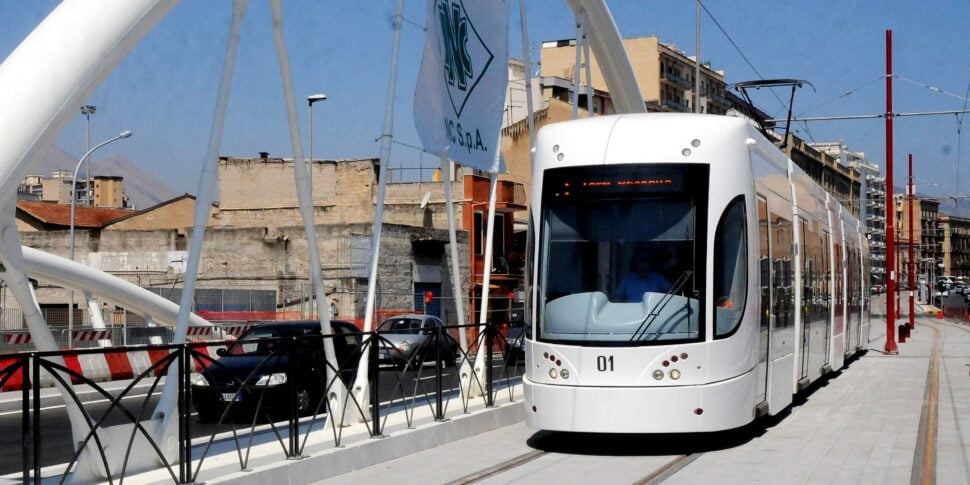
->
xmin=67 ymin=130 xmax=132 ymax=345
xmin=307 ymin=94 xmax=327 ymax=195
xmin=80 ymin=105 xmax=96 ymax=206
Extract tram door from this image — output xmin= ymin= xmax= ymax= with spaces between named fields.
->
xmin=798 ymin=218 xmax=810 ymax=380
xmin=756 ymin=197 xmax=771 ymax=403
xmin=822 ymin=232 xmax=832 ymax=366
xmin=832 ymin=239 xmax=845 ymax=369
xmin=845 ymin=246 xmax=857 ymax=354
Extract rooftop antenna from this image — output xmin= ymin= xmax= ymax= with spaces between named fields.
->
xmin=732 ymin=78 xmax=815 ymax=150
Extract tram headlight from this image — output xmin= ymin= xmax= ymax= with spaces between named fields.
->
xmin=560 ymin=369 xmax=569 ymax=380
xmin=549 ymin=368 xmax=559 ymax=379
xmin=670 ymin=369 xmax=682 ymax=380
xmin=652 ymin=370 xmax=664 ymax=380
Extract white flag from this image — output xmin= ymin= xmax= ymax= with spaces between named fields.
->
xmin=414 ymin=0 xmax=509 ymax=173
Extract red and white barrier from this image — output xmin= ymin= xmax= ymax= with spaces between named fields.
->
xmin=186 ymin=326 xmax=214 ymax=336
xmin=4 ymin=330 xmax=113 ymax=346
xmin=73 ymin=330 xmax=112 ymax=342
xmin=4 ymin=333 xmax=31 ymax=345
xmin=221 ymin=324 xmax=253 ymax=338
xmin=0 ymin=324 xmax=268 ymax=391
xmin=0 ymin=342 xmax=227 ymax=392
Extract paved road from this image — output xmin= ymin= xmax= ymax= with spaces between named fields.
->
xmin=0 ymin=362 xmax=522 ymax=475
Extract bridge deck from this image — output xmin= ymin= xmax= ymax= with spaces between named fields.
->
xmin=315 ymin=298 xmax=970 ymax=485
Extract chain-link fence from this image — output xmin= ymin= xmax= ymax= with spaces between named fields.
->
xmin=0 ymin=285 xmax=523 ymax=353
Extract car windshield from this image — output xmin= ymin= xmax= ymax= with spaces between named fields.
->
xmin=227 ymin=325 xmax=315 ymax=356
xmin=379 ymin=318 xmax=423 ymax=334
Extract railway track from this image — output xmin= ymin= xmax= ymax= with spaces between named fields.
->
xmin=446 ymin=449 xmax=702 ymax=485
xmin=449 ymin=315 xmax=956 ymax=485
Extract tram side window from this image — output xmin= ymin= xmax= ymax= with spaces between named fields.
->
xmin=714 ymin=196 xmax=747 ymax=338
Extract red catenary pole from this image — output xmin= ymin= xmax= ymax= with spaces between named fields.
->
xmin=884 ymin=29 xmax=898 ymax=354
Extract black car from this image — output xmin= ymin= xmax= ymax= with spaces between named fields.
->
xmin=504 ymin=305 xmax=526 ymax=366
xmin=503 ymin=323 xmax=526 ymax=366
xmin=190 ymin=320 xmax=362 ymax=422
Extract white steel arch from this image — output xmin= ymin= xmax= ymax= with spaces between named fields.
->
xmin=0 ymin=0 xmax=645 ymax=478
xmin=21 ymin=246 xmax=212 ymax=329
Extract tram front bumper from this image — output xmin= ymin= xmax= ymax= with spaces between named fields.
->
xmin=523 ymin=370 xmax=756 ymax=433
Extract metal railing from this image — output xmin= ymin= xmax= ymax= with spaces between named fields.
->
xmin=0 ymin=322 xmax=525 ymax=483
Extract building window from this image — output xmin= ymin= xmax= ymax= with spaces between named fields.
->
xmin=475 ymin=211 xmax=506 ymax=260
xmin=474 ymin=211 xmax=484 ymax=255
xmin=493 ymin=213 xmax=506 ymax=258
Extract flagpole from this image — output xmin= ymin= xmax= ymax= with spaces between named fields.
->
xmin=156 ymin=0 xmax=247 ymax=434
xmin=351 ymin=0 xmax=406 ymax=418
xmin=468 ymin=164 xmax=500 ymax=398
xmin=414 ymin=0 xmax=510 ymax=404
xmin=441 ymin=154 xmax=472 ymax=400
xmin=571 ymin=10 xmax=585 ymax=119
xmin=265 ymin=0 xmax=355 ymax=428
xmin=582 ymin=20 xmax=592 ymax=117
xmin=518 ymin=0 xmax=539 ymax=354
xmin=519 ymin=0 xmax=537 ymax=161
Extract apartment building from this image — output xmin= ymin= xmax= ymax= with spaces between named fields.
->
xmin=539 ymin=36 xmax=731 ymax=114
xmin=18 ymin=171 xmax=129 ymax=209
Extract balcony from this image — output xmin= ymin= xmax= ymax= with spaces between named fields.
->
xmin=662 ymin=72 xmax=692 ymax=90
xmin=712 ymin=94 xmax=733 ymax=108
xmin=662 ymin=99 xmax=689 ymax=112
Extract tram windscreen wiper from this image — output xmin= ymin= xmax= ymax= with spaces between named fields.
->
xmin=629 ymin=270 xmax=693 ymax=342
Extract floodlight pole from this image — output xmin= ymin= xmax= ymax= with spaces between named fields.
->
xmin=884 ymin=29 xmax=898 ymax=353
xmin=307 ymin=93 xmax=326 ymax=192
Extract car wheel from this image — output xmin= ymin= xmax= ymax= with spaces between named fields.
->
xmin=444 ymin=351 xmax=457 ymax=367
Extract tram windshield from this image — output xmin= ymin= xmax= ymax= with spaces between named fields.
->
xmin=537 ymin=164 xmax=708 ymax=345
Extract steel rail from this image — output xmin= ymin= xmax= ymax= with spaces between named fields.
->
xmin=633 ymin=454 xmax=702 ymax=485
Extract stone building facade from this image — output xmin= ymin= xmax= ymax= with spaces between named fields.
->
xmin=17 ymin=219 xmax=467 ymax=329
xmin=6 ymin=154 xmax=528 ymax=330
xmin=940 ymin=214 xmax=970 ymax=279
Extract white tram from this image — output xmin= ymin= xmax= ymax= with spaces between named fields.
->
xmin=523 ymin=113 xmax=870 ymax=433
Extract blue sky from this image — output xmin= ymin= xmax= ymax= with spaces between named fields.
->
xmin=1 ymin=1 xmax=968 ymax=200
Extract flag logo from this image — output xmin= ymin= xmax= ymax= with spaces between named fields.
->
xmin=436 ymin=0 xmax=494 ymax=118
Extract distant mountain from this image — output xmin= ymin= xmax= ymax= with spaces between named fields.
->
xmin=26 ymin=145 xmax=179 ymax=210
xmin=24 ymin=144 xmax=76 ymax=174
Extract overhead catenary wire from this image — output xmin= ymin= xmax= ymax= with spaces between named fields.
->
xmin=697 ymin=0 xmax=815 ymax=142
xmin=697 ymin=0 xmax=816 ymax=142
xmin=895 ymin=75 xmax=970 ymax=104
xmin=796 ymin=75 xmax=885 ymax=117
xmin=885 ymin=75 xmax=970 ymax=198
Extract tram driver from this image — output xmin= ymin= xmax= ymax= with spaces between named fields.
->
xmin=616 ymin=244 xmax=671 ymax=302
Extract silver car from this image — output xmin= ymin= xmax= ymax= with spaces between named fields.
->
xmin=377 ymin=314 xmax=458 ymax=369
